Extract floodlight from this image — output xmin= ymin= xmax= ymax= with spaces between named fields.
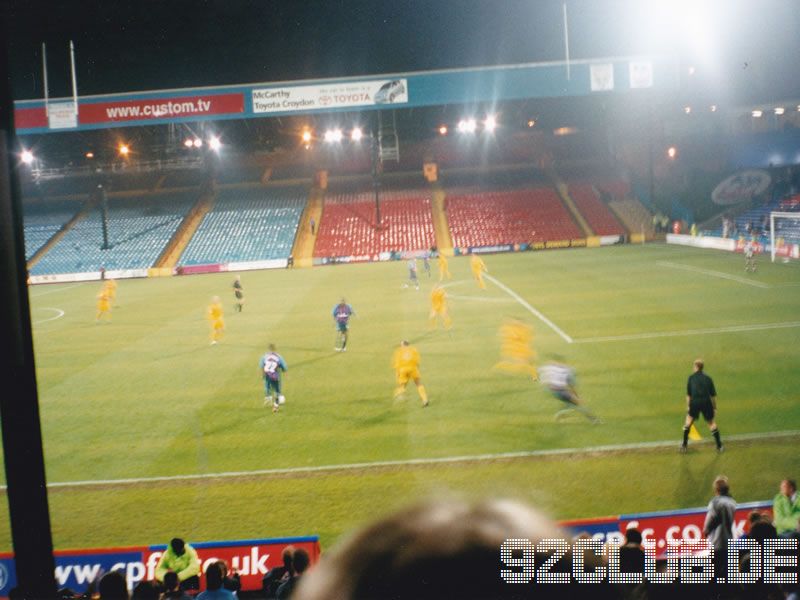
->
xmin=21 ymin=150 xmax=34 ymax=164
xmin=457 ymin=120 xmax=468 ymax=133
xmin=465 ymin=118 xmax=477 ymax=133
xmin=301 ymin=130 xmax=312 ymax=143
xmin=324 ymin=129 xmax=343 ymax=143
xmin=667 ymin=146 xmax=677 ymax=159
xmin=184 ymin=139 xmax=194 ymax=148
xmin=438 ymin=125 xmax=448 ymax=136
xmin=775 ymin=107 xmax=785 ymax=116
xmin=752 ymin=110 xmax=763 ymax=118
xmin=85 ymin=152 xmax=94 ymax=159
xmin=710 ymin=105 xmax=717 ymax=112
xmin=208 ymin=136 xmax=222 ymax=151
xmin=118 ymin=144 xmax=130 ymax=156
xmin=684 ymin=106 xmax=692 ymax=114
xmin=484 ymin=115 xmax=497 ymax=132
xmin=193 ymin=138 xmax=203 ymax=148
xmin=350 ymin=127 xmax=363 ymax=141
xmin=527 ymin=119 xmax=536 ymax=128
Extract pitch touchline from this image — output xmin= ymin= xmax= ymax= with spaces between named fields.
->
xmin=573 ymin=321 xmax=800 ymax=343
xmin=483 ymin=273 xmax=574 ymax=343
xmin=21 ymin=430 xmax=799 ymax=491
xmin=29 ymin=283 xmax=85 ymax=297
xmin=656 ymin=261 xmax=770 ymax=288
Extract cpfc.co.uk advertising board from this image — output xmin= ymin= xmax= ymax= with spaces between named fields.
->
xmin=0 ymin=536 xmax=319 ymax=596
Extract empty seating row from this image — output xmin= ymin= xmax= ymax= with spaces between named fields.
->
xmin=447 ymin=188 xmax=582 ymax=248
xmin=23 ymin=199 xmax=84 ymax=259
xmin=30 ymin=192 xmax=197 ymax=275
xmin=314 ymin=189 xmax=435 ymax=258
xmin=567 ymin=184 xmax=625 ymax=236
xmin=179 ymin=186 xmax=305 ymax=265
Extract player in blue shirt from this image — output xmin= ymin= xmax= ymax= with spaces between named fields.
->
xmin=332 ymin=298 xmax=355 ymax=352
xmin=539 ymin=358 xmax=600 ymax=424
xmin=259 ymin=344 xmax=287 ymax=413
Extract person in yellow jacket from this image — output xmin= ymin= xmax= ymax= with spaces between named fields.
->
xmin=437 ymin=251 xmax=452 ymax=281
xmin=96 ymin=287 xmax=112 ymax=322
xmin=429 ymin=284 xmax=452 ymax=330
xmin=207 ymin=296 xmax=225 ymax=344
xmin=392 ymin=340 xmax=428 ymax=407
xmin=155 ymin=538 xmax=201 ymax=591
xmin=493 ymin=318 xmax=537 ymax=379
xmin=470 ymin=253 xmax=488 ymax=289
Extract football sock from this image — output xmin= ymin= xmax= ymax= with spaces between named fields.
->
xmin=417 ymin=385 xmax=428 ymax=404
xmin=682 ymin=426 xmax=690 ymax=447
xmin=711 ymin=427 xmax=722 ymax=448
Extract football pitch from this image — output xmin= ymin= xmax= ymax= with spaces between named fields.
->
xmin=7 ymin=243 xmax=800 ymax=551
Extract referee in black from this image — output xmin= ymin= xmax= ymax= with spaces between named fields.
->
xmin=681 ymin=359 xmax=724 ymax=453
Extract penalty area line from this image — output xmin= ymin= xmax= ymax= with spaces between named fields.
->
xmin=33 ymin=307 xmax=65 ymax=325
xmin=25 ymin=430 xmax=800 ymax=491
xmin=656 ymin=261 xmax=770 ymax=289
xmin=483 ymin=273 xmax=573 ymax=343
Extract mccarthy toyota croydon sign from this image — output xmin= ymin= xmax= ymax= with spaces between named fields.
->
xmin=252 ymin=78 xmax=408 ymax=113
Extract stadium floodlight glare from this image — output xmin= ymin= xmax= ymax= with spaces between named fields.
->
xmin=350 ymin=127 xmax=363 ymax=142
xmin=118 ymin=144 xmax=130 ymax=156
xmin=774 ymin=107 xmax=785 ymax=116
xmin=208 ymin=136 xmax=222 ymax=151
xmin=85 ymin=152 xmax=94 ymax=159
xmin=183 ymin=139 xmax=194 ymax=148
xmin=667 ymin=146 xmax=677 ymax=159
xmin=457 ymin=118 xmax=477 ymax=134
xmin=324 ymin=129 xmax=343 ymax=143
xmin=484 ymin=115 xmax=497 ymax=132
xmin=684 ymin=106 xmax=692 ymax=114
xmin=21 ymin=150 xmax=34 ymax=164
xmin=752 ymin=110 xmax=763 ymax=118
xmin=527 ymin=119 xmax=536 ymax=128
xmin=438 ymin=125 xmax=448 ymax=136
xmin=193 ymin=138 xmax=203 ymax=148
xmin=710 ymin=104 xmax=717 ymax=112
xmin=301 ymin=130 xmax=312 ymax=143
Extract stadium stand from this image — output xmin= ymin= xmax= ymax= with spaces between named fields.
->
xmin=161 ymin=169 xmax=206 ymax=188
xmin=314 ymin=183 xmax=436 ymax=259
xmin=567 ymin=183 xmax=625 ymax=236
xmin=29 ymin=192 xmax=198 ymax=274
xmin=446 ymin=187 xmax=583 ymax=248
xmin=178 ymin=185 xmax=306 ymax=265
xmin=22 ymin=199 xmax=84 ymax=260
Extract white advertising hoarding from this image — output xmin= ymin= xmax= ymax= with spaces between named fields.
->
xmin=252 ymin=79 xmax=408 ymax=114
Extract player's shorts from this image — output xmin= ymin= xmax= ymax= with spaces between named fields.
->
xmin=337 ymin=321 xmax=349 ymax=332
xmin=688 ymin=399 xmax=714 ymax=421
xmin=551 ymin=389 xmax=577 ymax=405
xmin=396 ymin=367 xmax=420 ymax=385
xmin=212 ymin=319 xmax=224 ymax=331
xmin=235 ymin=290 xmax=243 ymax=299
xmin=265 ymin=377 xmax=282 ymax=395
xmin=97 ymin=300 xmax=110 ymax=311
xmin=409 ymin=271 xmax=418 ymax=281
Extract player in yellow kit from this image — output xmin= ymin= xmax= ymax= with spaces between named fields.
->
xmin=493 ymin=318 xmax=537 ymax=379
xmin=437 ymin=251 xmax=452 ymax=281
xmin=95 ymin=287 xmax=112 ymax=322
xmin=103 ymin=278 xmax=118 ymax=306
xmin=429 ymin=284 xmax=452 ymax=330
xmin=392 ymin=340 xmax=428 ymax=407
xmin=470 ymin=253 xmax=488 ymax=289
xmin=207 ymin=296 xmax=225 ymax=345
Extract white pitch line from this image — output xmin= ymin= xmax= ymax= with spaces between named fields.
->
xmin=29 ymin=282 xmax=84 ymax=297
xmin=33 ymin=307 xmax=65 ymax=325
xmin=657 ymin=261 xmax=771 ymax=288
xmin=447 ymin=293 xmax=515 ymax=303
xmin=483 ymin=273 xmax=573 ymax=343
xmin=14 ymin=430 xmax=798 ymax=491
xmin=574 ymin=321 xmax=800 ymax=344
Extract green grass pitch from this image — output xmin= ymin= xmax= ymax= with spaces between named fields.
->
xmin=6 ymin=243 xmax=800 ymax=550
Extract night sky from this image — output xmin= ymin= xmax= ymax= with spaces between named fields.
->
xmin=6 ymin=0 xmax=800 ymax=105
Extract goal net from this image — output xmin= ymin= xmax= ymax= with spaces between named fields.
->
xmin=769 ymin=211 xmax=800 ymax=262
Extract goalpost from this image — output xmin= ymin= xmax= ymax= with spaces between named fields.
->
xmin=769 ymin=211 xmax=800 ymax=262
